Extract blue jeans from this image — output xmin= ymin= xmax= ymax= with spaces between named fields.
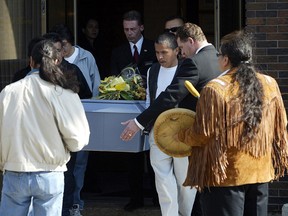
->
xmin=73 ymin=151 xmax=89 ymax=209
xmin=0 ymin=171 xmax=64 ymax=216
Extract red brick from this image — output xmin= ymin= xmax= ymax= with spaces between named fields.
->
xmin=279 ymin=41 xmax=288 ymax=47
xmin=254 ymin=48 xmax=267 ymax=55
xmin=278 ymin=26 xmax=288 ymax=32
xmin=256 ymin=11 xmax=277 ymax=17
xmin=279 ymin=56 xmax=288 ymax=62
xmin=279 ymin=11 xmax=288 ymax=17
xmin=267 ymin=3 xmax=288 ymax=10
xmin=246 ymin=17 xmax=266 ymax=25
xmin=257 ymin=25 xmax=278 ymax=32
xmin=256 ymin=55 xmax=278 ymax=63
xmin=246 ymin=3 xmax=267 ymax=10
xmin=246 ymin=11 xmax=256 ymax=18
xmin=268 ymin=64 xmax=288 ymax=70
xmin=267 ymin=33 xmax=288 ymax=40
xmin=266 ymin=18 xmax=288 ymax=25
xmin=256 ymin=41 xmax=277 ymax=48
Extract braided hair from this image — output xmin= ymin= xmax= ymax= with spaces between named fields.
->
xmin=220 ymin=30 xmax=264 ymax=142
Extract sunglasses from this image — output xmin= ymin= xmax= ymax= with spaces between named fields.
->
xmin=164 ymin=27 xmax=180 ymax=33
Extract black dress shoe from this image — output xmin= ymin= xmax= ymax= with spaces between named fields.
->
xmin=124 ymin=202 xmax=144 ymax=211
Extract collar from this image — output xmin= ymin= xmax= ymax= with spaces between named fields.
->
xmin=27 ymin=68 xmax=39 ymax=76
xmin=226 ymin=68 xmax=239 ymax=75
xmin=219 ymin=69 xmax=230 ymax=77
xmin=195 ymin=43 xmax=212 ymax=54
xmin=130 ymin=36 xmax=144 ymax=53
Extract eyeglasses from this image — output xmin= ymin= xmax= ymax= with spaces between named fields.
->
xmin=216 ymin=52 xmax=223 ymax=57
xmin=164 ymin=27 xmax=180 ymax=33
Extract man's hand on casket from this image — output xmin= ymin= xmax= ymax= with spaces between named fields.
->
xmin=120 ymin=119 xmax=140 ymax=141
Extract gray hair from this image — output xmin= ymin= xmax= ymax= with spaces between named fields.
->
xmin=155 ymin=32 xmax=178 ymax=50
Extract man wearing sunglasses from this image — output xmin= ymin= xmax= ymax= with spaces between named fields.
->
xmin=164 ymin=15 xmax=185 ymax=60
xmin=164 ymin=15 xmax=184 ymax=34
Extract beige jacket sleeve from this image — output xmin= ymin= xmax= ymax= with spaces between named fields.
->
xmin=51 ymin=88 xmax=90 ymax=152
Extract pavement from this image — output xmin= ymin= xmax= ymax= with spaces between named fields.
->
xmin=80 ymin=167 xmax=161 ymax=216
xmin=81 ymin=195 xmax=161 ymax=216
xmin=0 ymin=194 xmax=282 ymax=216
xmin=80 ymin=194 xmax=283 ymax=216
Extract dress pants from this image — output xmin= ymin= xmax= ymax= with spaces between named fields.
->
xmin=62 ymin=152 xmax=77 ymax=216
xmin=200 ymin=183 xmax=268 ymax=216
xmin=128 ymin=151 xmax=145 ymax=204
xmin=149 ymin=129 xmax=196 ymax=216
xmin=73 ymin=151 xmax=89 ymax=209
xmin=127 ymin=150 xmax=157 ymax=205
xmin=191 ymin=191 xmax=202 ymax=216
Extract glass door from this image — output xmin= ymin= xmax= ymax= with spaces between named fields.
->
xmin=214 ymin=0 xmax=244 ymax=49
xmin=47 ymin=0 xmax=77 ymax=41
xmin=0 ymin=0 xmax=42 ymax=90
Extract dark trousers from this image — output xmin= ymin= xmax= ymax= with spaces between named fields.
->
xmin=200 ymin=183 xmax=268 ymax=216
xmin=62 ymin=152 xmax=77 ymax=216
xmin=191 ymin=191 xmax=202 ymax=216
xmin=128 ymin=150 xmax=157 ymax=204
xmin=128 ymin=151 xmax=144 ymax=203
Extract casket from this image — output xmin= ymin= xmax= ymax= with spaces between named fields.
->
xmin=81 ymin=99 xmax=149 ymax=152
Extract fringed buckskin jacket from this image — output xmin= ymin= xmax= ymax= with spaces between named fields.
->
xmin=182 ymin=69 xmax=288 ymax=190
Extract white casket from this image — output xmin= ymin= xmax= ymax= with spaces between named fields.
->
xmin=81 ymin=99 xmax=149 ymax=152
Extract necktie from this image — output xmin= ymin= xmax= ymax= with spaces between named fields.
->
xmin=133 ymin=44 xmax=139 ymax=64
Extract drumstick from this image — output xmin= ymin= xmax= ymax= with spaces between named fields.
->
xmin=184 ymin=80 xmax=200 ymax=98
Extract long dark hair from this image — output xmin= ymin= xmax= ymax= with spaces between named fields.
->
xmin=31 ymin=40 xmax=79 ymax=93
xmin=220 ymin=30 xmax=264 ymax=142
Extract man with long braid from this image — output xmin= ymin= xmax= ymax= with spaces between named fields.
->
xmin=177 ymin=30 xmax=288 ymax=216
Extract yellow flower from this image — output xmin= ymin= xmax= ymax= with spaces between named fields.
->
xmin=115 ymin=82 xmax=130 ymax=91
xmin=97 ymin=75 xmax=146 ymax=100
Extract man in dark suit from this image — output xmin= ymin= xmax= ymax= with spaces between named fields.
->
xmin=110 ymin=10 xmax=158 ymax=212
xmin=121 ymin=23 xmax=221 ymax=216
xmin=110 ymin=10 xmax=156 ymax=83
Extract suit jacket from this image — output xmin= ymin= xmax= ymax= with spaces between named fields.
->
xmin=136 ymin=44 xmax=221 ymax=131
xmin=110 ymin=38 xmax=156 ymax=82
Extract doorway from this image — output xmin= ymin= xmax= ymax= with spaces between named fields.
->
xmin=45 ymin=0 xmax=245 ymax=198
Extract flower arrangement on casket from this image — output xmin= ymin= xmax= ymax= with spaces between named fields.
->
xmin=97 ymin=66 xmax=146 ymax=100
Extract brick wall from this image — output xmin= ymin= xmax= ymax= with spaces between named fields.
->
xmin=246 ymin=0 xmax=288 ymax=213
